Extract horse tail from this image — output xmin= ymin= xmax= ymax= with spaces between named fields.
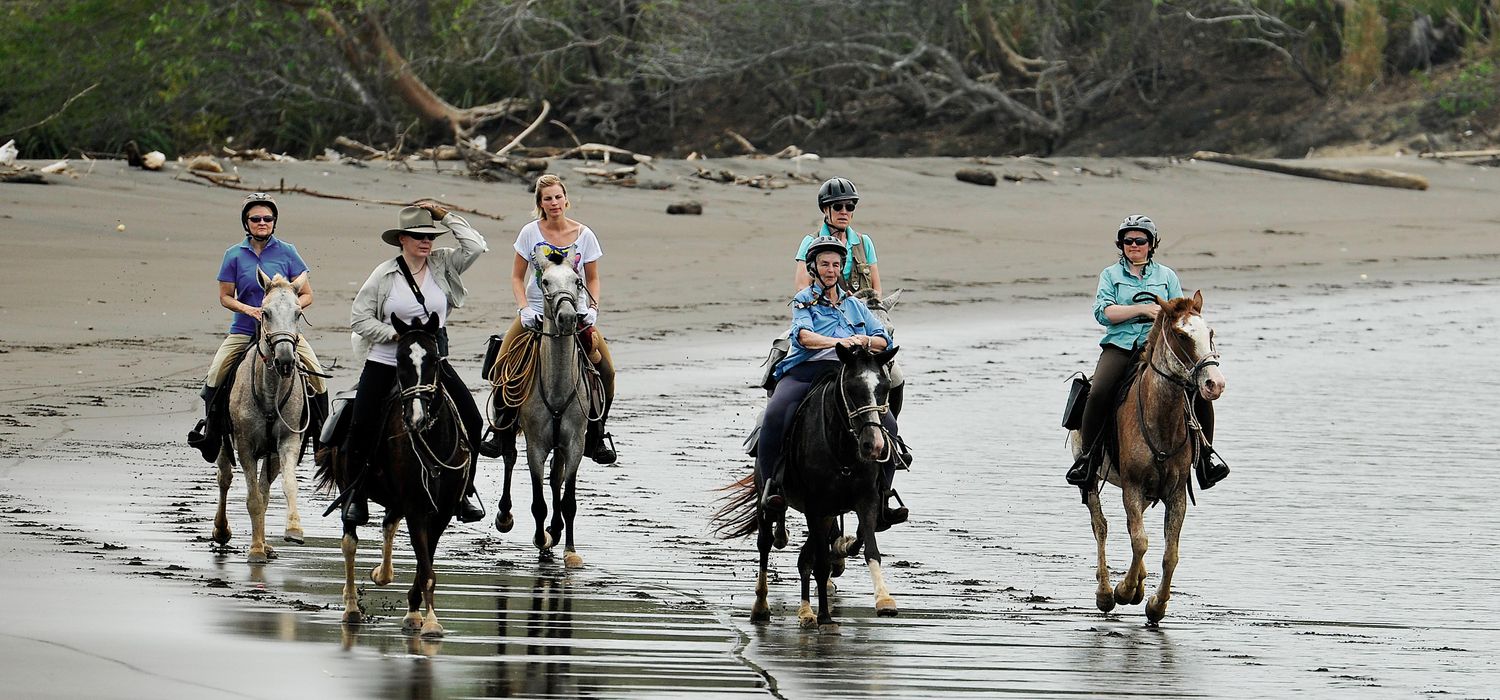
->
xmin=312 ymin=445 xmax=339 ymax=495
xmin=711 ymin=473 xmax=759 ymax=539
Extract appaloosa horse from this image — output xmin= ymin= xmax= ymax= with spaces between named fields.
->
xmin=315 ymin=313 xmax=472 ymax=637
xmin=212 ymin=270 xmax=310 ymax=563
xmin=719 ymin=343 xmax=901 ymax=631
xmin=1071 ymin=290 xmax=1226 ymax=624
xmin=490 ymin=253 xmax=595 ymax=568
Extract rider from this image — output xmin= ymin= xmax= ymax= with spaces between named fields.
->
xmin=1064 ymin=215 xmax=1230 ymax=492
xmin=760 ymin=235 xmax=907 ymax=531
xmin=338 ymin=200 xmax=487 ymax=526
xmin=480 ymin=173 xmax=616 ymax=465
xmin=188 ymin=193 xmax=328 ymax=462
xmin=794 ymin=177 xmax=881 ymax=297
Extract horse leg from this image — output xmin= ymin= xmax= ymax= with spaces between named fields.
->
xmin=1114 ymin=485 xmax=1149 ymax=606
xmin=494 ymin=429 xmax=517 ymax=533
xmin=545 ymin=451 xmax=567 ymax=552
xmin=371 ymin=515 xmax=398 ymax=586
xmin=810 ymin=515 xmax=838 ymax=631
xmin=239 ymin=447 xmax=272 ymax=564
xmin=796 ymin=535 xmax=817 ymax=629
xmin=561 ymin=473 xmax=582 ymax=569
xmin=855 ymin=504 xmax=897 ymax=617
xmin=751 ymin=515 xmax=774 ymax=623
xmin=340 ymin=526 xmax=362 ymax=624
xmin=277 ymin=435 xmax=304 ymax=544
xmin=528 ymin=442 xmax=552 ymax=551
xmin=212 ymin=451 xmax=233 ymax=545
xmin=1146 ymin=492 xmax=1187 ymax=625
xmin=1085 ymin=489 xmax=1116 ymax=612
xmin=403 ymin=517 xmax=433 ymax=633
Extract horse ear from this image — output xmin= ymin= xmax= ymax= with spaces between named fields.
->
xmin=423 ymin=313 xmax=440 ymax=333
xmin=875 ymin=345 xmax=899 ymax=365
xmin=834 ymin=341 xmax=855 ymax=364
xmin=256 ymin=267 xmax=271 ymax=291
xmin=1191 ymin=289 xmax=1204 ymax=313
xmin=391 ymin=314 xmax=410 ymax=335
xmin=881 ymin=288 xmax=903 ymax=311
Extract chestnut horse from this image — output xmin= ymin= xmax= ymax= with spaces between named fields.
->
xmin=1071 ymin=290 xmax=1226 ymax=624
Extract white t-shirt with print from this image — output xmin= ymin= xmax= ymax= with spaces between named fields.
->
xmin=369 ymin=268 xmax=448 ymax=367
xmin=512 ymin=219 xmax=603 ymax=314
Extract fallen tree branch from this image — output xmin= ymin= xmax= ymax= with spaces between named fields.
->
xmin=182 ymin=172 xmax=507 ymax=221
xmin=334 ymin=136 xmax=386 ymax=159
xmin=1419 ymin=148 xmax=1500 ymax=159
xmin=0 ymin=169 xmax=48 ymax=184
xmin=1192 ymin=151 xmax=1429 ymax=191
xmin=495 ymin=100 xmax=551 ymax=157
xmin=13 ymin=82 xmax=100 ymax=133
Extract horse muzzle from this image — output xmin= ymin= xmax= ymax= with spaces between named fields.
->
xmin=857 ymin=423 xmax=887 ymax=463
xmin=1199 ymin=365 xmax=1226 ymax=401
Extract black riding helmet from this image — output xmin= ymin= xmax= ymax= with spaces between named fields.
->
xmin=241 ymin=192 xmax=279 ymax=235
xmin=817 ymin=177 xmax=859 ymax=208
xmin=804 ymin=234 xmax=848 ymax=281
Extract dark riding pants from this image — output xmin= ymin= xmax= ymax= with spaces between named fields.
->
xmin=348 ymin=359 xmax=483 ymax=472
xmin=757 ymin=360 xmax=900 ymax=491
xmin=1080 ymin=345 xmax=1215 ymax=453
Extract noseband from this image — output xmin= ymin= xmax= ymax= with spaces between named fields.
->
xmin=540 ymin=289 xmax=581 ymax=338
xmin=838 ymin=365 xmax=892 ymax=463
xmin=1150 ymin=319 xmax=1220 ymax=391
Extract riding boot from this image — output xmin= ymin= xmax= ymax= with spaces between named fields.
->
xmin=479 ymin=405 xmax=516 ymax=459
xmin=1065 ymin=437 xmax=1102 ymax=487
xmin=457 ymin=486 xmax=485 ymax=523
xmin=585 ymin=419 xmax=617 ymax=465
xmin=894 ymin=434 xmax=914 ymax=469
xmin=478 ymin=427 xmax=505 ymax=459
xmin=187 ymin=385 xmax=220 ymax=463
xmin=760 ymin=472 xmax=786 ymax=518
xmin=876 ymin=488 xmax=908 ymax=532
xmin=1195 ymin=449 xmax=1231 ymax=490
xmin=339 ymin=448 xmax=370 ymax=527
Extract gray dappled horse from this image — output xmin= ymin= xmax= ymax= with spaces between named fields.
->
xmin=316 ymin=313 xmax=472 ymax=637
xmin=720 ymin=343 xmax=902 ymax=631
xmin=1069 ymin=290 xmax=1226 ymax=624
xmin=493 ymin=252 xmax=593 ymax=568
xmin=212 ymin=270 xmax=309 ymax=563
xmin=856 ymin=288 xmax=904 ymax=416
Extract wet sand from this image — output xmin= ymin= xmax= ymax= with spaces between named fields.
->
xmin=2 ymin=156 xmax=1498 ymax=698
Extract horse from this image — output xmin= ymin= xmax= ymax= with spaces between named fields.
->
xmin=212 ymin=270 xmax=311 ymax=564
xmin=718 ymin=343 xmax=901 ymax=631
xmin=315 ymin=313 xmax=472 ymax=637
xmin=857 ymin=288 xmax=904 ymax=417
xmin=489 ymin=253 xmax=595 ymax=568
xmin=1069 ymin=289 xmax=1226 ymax=625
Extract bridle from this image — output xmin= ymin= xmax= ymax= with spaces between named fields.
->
xmin=250 ymin=298 xmax=309 ymax=437
xmin=392 ymin=328 xmax=470 ymax=513
xmin=837 ymin=361 xmax=892 ymax=467
xmin=539 ymin=286 xmax=582 ymax=338
xmin=396 ymin=329 xmax=444 ymax=434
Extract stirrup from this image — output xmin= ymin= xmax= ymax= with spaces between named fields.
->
xmin=478 ymin=427 xmax=505 ymax=459
xmin=1064 ymin=452 xmax=1094 ymax=486
xmin=876 ymin=489 xmax=908 ymax=532
xmin=588 ymin=432 xmax=617 ymax=465
xmin=1196 ymin=451 xmax=1231 ymax=490
xmin=457 ymin=492 xmax=485 ymax=523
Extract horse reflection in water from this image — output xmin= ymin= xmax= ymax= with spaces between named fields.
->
xmin=214 ymin=270 xmax=312 ymax=563
xmin=719 ymin=343 xmax=902 ymax=632
xmin=482 ymin=574 xmax=576 ymax=698
xmin=1070 ymin=290 xmax=1226 ymax=624
xmin=315 ymin=313 xmax=473 ymax=637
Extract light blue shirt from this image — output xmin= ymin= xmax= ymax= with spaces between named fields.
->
xmin=1093 ymin=258 xmax=1183 ymax=351
xmin=774 ymin=285 xmax=893 ymax=379
xmin=794 ymin=223 xmax=878 ymax=280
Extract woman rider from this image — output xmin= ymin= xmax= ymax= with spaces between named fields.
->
xmin=188 ymin=193 xmax=328 ymax=462
xmin=760 ymin=235 xmax=907 ymax=531
xmin=793 ymin=177 xmax=881 ymax=297
xmin=481 ymin=173 xmax=617 ymax=464
xmin=1065 ymin=215 xmax=1230 ymax=492
xmin=338 ymin=201 xmax=487 ymax=526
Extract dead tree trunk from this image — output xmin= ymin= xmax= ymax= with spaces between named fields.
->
xmin=1193 ymin=151 xmax=1428 ymax=191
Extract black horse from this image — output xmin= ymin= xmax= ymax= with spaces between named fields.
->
xmin=315 ymin=313 xmax=472 ymax=637
xmin=718 ymin=343 xmax=901 ymax=631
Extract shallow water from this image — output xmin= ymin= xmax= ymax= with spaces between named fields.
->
xmin=10 ymin=278 xmax=1500 ymax=698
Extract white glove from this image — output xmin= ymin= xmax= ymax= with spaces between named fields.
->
xmin=580 ymin=306 xmax=598 ymax=327
xmin=520 ymin=306 xmax=542 ymax=329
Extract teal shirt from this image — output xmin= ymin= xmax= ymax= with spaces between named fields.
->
xmin=1093 ymin=258 xmax=1183 ymax=350
xmin=795 ymin=223 xmax=878 ymax=280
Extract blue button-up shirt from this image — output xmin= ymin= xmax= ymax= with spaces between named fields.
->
xmin=774 ymin=285 xmax=893 ymax=379
xmin=217 ymin=236 xmax=309 ymax=335
xmin=1093 ymin=258 xmax=1183 ymax=351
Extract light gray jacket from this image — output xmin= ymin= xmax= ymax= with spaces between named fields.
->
xmin=349 ymin=213 xmax=487 ymax=362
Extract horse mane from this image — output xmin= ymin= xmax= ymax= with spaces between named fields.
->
xmin=265 ymin=273 xmax=299 ymax=295
xmin=1137 ymin=296 xmax=1193 ymax=366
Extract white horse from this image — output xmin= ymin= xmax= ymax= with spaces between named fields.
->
xmin=212 ymin=270 xmax=310 ymax=563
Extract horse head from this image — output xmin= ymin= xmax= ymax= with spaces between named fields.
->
xmin=392 ymin=313 xmax=443 ymax=432
xmin=1150 ymin=290 xmax=1226 ymax=402
xmin=858 ymin=288 xmax=903 ymax=337
xmin=255 ymin=268 xmax=302 ymax=377
xmin=834 ymin=343 xmax=900 ymax=463
xmin=538 ymin=252 xmax=584 ymax=335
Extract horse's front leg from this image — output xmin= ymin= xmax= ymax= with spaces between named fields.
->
xmin=238 ymin=445 xmax=272 ymax=564
xmin=403 ymin=517 xmax=436 ymax=634
xmin=1146 ymin=491 xmax=1187 ymax=625
xmin=561 ymin=472 xmax=582 ymax=569
xmin=809 ymin=515 xmax=838 ymax=632
xmin=751 ymin=509 xmax=774 ymax=623
xmin=1114 ymin=485 xmax=1149 ymax=606
xmin=277 ymin=430 xmax=304 ymax=544
xmin=212 ymin=450 xmax=234 ymax=545
xmin=796 ymin=531 xmax=817 ymax=629
xmin=371 ymin=515 xmax=399 ymax=586
xmin=494 ymin=424 xmax=518 ymax=533
xmin=527 ymin=442 xmax=552 ymax=551
xmin=854 ymin=500 xmax=897 ymax=617
xmin=545 ymin=450 xmax=567 ymax=553
xmin=1085 ymin=489 xmax=1115 ymax=612
xmin=340 ymin=526 xmax=361 ymax=624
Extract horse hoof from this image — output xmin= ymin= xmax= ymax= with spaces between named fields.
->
xmin=875 ymin=597 xmax=898 ymax=617
xmin=283 ymin=529 xmax=304 ymax=544
xmin=342 ymin=609 xmax=363 ymax=625
xmin=833 ymin=535 xmax=858 ymax=557
xmin=1146 ymin=597 xmax=1167 ymax=624
xmin=263 ymin=545 xmax=277 ymax=560
xmin=247 ymin=550 xmax=269 ymax=565
xmin=818 ymin=622 xmax=841 ymax=635
xmin=821 ymin=579 xmax=838 ymax=596
xmin=402 ymin=613 xmax=424 ymax=632
xmin=370 ymin=566 xmax=394 ymax=586
xmin=750 ymin=605 xmax=771 ymax=624
xmin=1129 ymin=588 xmax=1145 ymax=606
xmin=1096 ymin=594 xmax=1117 ymax=613
xmin=212 ymin=527 xmax=231 ymax=545
xmin=495 ymin=513 xmax=514 ymax=533
xmin=537 ymin=532 xmax=554 ymax=551
xmin=830 ymin=557 xmax=846 ymax=579
xmin=420 ymin=623 xmax=445 ymax=639
xmin=798 ymin=615 xmax=818 ymax=630
xmin=563 ymin=551 xmax=584 ymax=569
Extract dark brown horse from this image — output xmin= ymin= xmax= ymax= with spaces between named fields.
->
xmin=315 ymin=313 xmax=472 ymax=636
xmin=1071 ymin=290 xmax=1226 ymax=624
xmin=718 ymin=343 xmax=900 ymax=632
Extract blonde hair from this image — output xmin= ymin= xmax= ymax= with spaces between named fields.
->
xmin=532 ymin=174 xmax=568 ymax=220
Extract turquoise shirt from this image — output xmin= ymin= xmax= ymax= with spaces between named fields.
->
xmin=1093 ymin=258 xmax=1183 ymax=350
xmin=774 ymin=285 xmax=893 ymax=379
xmin=794 ymin=223 xmax=878 ymax=280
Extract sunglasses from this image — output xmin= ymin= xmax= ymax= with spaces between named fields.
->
xmin=404 ymin=232 xmax=439 ymax=241
xmin=828 ymin=201 xmax=857 ymax=213
xmin=247 ymin=215 xmax=276 ymax=224
xmin=1121 ymin=237 xmax=1150 ymax=246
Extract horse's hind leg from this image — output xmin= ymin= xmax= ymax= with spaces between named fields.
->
xmin=371 ymin=515 xmax=398 ymax=586
xmin=751 ymin=516 xmax=774 ymax=623
xmin=1146 ymin=493 xmax=1187 ymax=625
xmin=340 ymin=527 xmax=362 ymax=624
xmin=561 ymin=473 xmax=582 ymax=569
xmin=212 ymin=451 xmax=233 ymax=545
xmin=240 ymin=449 xmax=273 ymax=564
xmin=1085 ymin=489 xmax=1116 ymax=612
xmin=796 ymin=535 xmax=817 ymax=629
xmin=493 ymin=429 xmax=517 ymax=533
xmin=1114 ymin=485 xmax=1149 ymax=607
xmin=276 ymin=437 xmax=304 ymax=544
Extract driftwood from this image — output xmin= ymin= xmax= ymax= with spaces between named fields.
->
xmin=495 ymin=100 xmax=551 ymax=157
xmin=334 ymin=136 xmax=386 ymax=159
xmin=573 ymin=165 xmax=638 ymax=186
xmin=1192 ymin=151 xmax=1429 ymax=191
xmin=1003 ymin=171 xmax=1049 ymax=183
xmin=691 ymin=167 xmax=787 ymax=189
xmin=182 ymin=174 xmax=506 ymax=222
xmin=1418 ymin=148 xmax=1500 ymax=160
xmin=724 ymin=130 xmax=759 ymax=155
xmin=955 ymin=168 xmax=997 ymax=186
xmin=191 ymin=171 xmax=243 ymax=185
xmin=222 ymin=146 xmax=294 ymax=162
xmin=558 ymin=143 xmax=653 ymax=167
xmin=666 ymin=201 xmax=702 ymax=215
xmin=0 ymin=169 xmax=47 ymax=184
xmin=184 ymin=155 xmax=224 ymax=173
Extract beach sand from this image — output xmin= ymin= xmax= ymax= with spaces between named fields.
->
xmin=1 ymin=155 xmax=1498 ymax=698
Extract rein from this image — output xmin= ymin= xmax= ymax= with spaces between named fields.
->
xmin=391 ymin=334 xmax=471 ymax=514
xmin=831 ymin=364 xmax=893 ymax=473
xmin=249 ymin=318 xmax=310 ymax=441
xmin=1133 ymin=312 xmax=1219 ymax=502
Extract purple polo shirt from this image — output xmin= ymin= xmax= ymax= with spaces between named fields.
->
xmin=217 ymin=236 xmax=308 ymax=335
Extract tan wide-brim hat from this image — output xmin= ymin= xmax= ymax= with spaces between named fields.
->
xmin=381 ymin=206 xmax=451 ymax=246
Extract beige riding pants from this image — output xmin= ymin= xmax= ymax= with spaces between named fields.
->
xmin=205 ymin=333 xmax=326 ymax=394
